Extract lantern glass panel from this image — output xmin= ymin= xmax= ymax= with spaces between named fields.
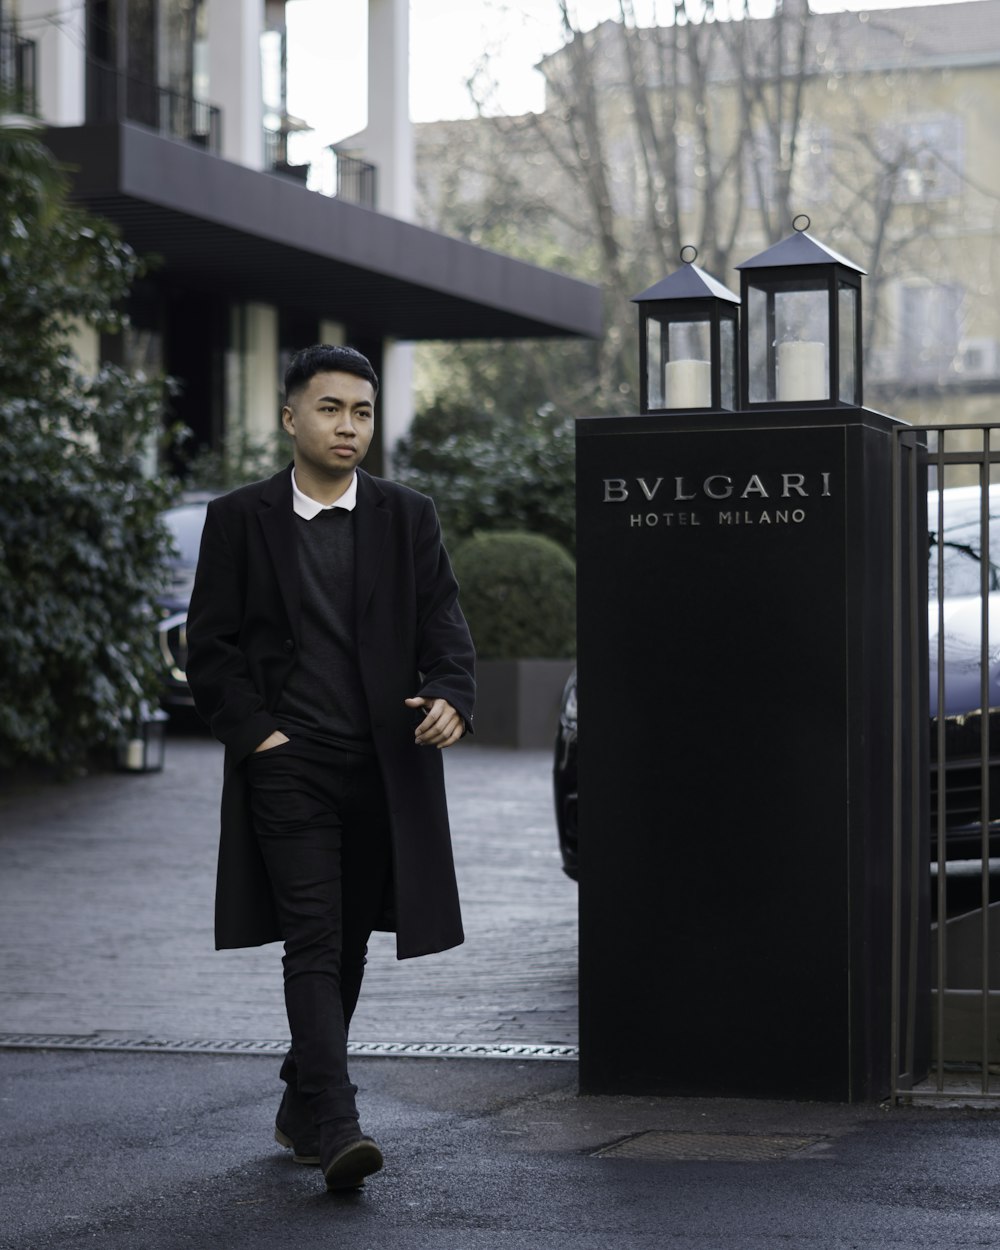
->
xmin=746 ymin=284 xmax=768 ymax=402
xmin=720 ymin=315 xmax=736 ymax=411
xmin=646 ymin=313 xmax=664 ymax=409
xmin=645 ymin=313 xmax=713 ymax=409
xmin=668 ymin=318 xmax=711 ymax=361
xmin=666 ymin=318 xmax=711 ymax=409
xmin=747 ymin=279 xmax=830 ymax=403
xmin=144 ymin=718 xmax=167 ymax=772
xmin=838 ymin=282 xmax=859 ymax=404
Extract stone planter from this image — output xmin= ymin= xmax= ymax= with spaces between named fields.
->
xmin=474 ymin=659 xmax=575 ymax=749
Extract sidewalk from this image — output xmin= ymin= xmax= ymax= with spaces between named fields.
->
xmin=2 ymin=731 xmax=1000 ymax=1248
xmin=0 ymin=729 xmax=577 ymax=1048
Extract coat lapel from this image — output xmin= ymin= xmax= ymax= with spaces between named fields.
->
xmin=354 ymin=469 xmax=391 ymax=621
xmin=258 ymin=465 xmax=301 ymax=638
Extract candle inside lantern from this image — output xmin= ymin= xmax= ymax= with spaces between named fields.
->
xmin=664 ymin=359 xmax=711 ymax=409
xmin=776 ymin=340 xmax=827 ymax=402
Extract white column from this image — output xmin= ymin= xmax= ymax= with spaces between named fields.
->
xmin=365 ymin=1 xmax=416 ymax=459
xmin=20 ymin=0 xmax=85 ymax=125
xmin=243 ymin=303 xmax=280 ymax=444
xmin=319 ymin=320 xmax=346 ymax=346
xmin=380 ymin=338 xmax=414 ymax=476
xmin=207 ymin=0 xmax=265 ymax=169
xmin=225 ymin=304 xmax=246 ymax=442
xmin=365 ymin=0 xmax=413 ymax=220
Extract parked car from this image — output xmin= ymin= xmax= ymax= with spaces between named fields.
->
xmin=158 ymin=494 xmax=212 ymax=708
xmin=554 ymin=485 xmax=1000 ymax=880
xmin=927 ymin=484 xmax=1000 ymax=860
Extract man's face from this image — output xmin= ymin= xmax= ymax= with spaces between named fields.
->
xmin=281 ymin=370 xmax=376 ymax=479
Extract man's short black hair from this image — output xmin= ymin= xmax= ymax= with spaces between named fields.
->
xmin=284 ymin=344 xmax=379 ymax=403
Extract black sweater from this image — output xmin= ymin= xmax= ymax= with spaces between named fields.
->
xmin=275 ymin=509 xmax=373 ymax=750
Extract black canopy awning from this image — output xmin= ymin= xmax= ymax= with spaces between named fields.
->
xmin=45 ymin=122 xmax=603 ymax=342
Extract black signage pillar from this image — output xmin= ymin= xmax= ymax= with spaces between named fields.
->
xmin=576 ymin=407 xmax=927 ymax=1102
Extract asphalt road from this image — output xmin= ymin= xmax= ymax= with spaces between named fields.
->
xmin=3 ymin=729 xmax=1000 ymax=1248
xmin=4 ymin=1048 xmax=1000 ymax=1249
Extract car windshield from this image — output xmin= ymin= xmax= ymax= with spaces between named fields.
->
xmin=164 ymin=504 xmax=207 ymax=568
xmin=928 ymin=488 xmax=1000 ymax=598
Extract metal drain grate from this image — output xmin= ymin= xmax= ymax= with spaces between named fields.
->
xmin=593 ymin=1131 xmax=826 ymax=1162
xmin=0 ymin=1033 xmax=578 ymax=1062
xmin=349 ymin=1040 xmax=578 ymax=1061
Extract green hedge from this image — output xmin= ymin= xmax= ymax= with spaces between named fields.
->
xmin=452 ymin=531 xmax=575 ymax=661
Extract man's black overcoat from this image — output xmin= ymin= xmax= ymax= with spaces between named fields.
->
xmin=185 ymin=465 xmax=476 ymax=959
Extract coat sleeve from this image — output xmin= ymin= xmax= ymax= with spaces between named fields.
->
xmin=412 ymin=496 xmax=476 ymax=731
xmin=185 ymin=500 xmax=279 ymax=761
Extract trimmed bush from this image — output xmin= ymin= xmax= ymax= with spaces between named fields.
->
xmin=452 ymin=531 xmax=576 ymax=661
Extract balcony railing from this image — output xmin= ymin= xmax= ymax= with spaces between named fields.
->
xmin=333 ymin=151 xmax=377 ymax=210
xmin=263 ymin=127 xmax=310 ymax=182
xmin=86 ymin=60 xmax=221 ymax=153
xmin=0 ymin=29 xmax=37 ymax=116
xmin=262 ymin=134 xmax=378 ymax=210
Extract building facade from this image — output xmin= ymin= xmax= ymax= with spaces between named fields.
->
xmin=416 ymin=0 xmax=1000 ymax=430
xmin=1 ymin=0 xmax=601 ymax=473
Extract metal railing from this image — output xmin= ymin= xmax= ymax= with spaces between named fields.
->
xmin=0 ymin=28 xmax=36 ymax=115
xmin=892 ymin=423 xmax=1000 ymax=1103
xmin=263 ymin=127 xmax=310 ymax=181
xmin=332 ymin=151 xmax=377 ymax=209
xmin=86 ymin=60 xmax=221 ymax=153
xmin=260 ymin=137 xmax=377 ymax=208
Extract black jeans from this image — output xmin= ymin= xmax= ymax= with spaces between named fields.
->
xmin=246 ymin=737 xmax=392 ymax=1126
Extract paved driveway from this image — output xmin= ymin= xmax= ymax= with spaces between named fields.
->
xmin=0 ymin=730 xmax=577 ymax=1049
xmin=6 ymin=734 xmax=1000 ymax=1250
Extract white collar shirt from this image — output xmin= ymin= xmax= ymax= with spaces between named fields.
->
xmin=291 ymin=468 xmax=359 ymax=520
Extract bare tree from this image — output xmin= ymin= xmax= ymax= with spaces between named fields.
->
xmin=415 ymin=1 xmax=999 ymax=418
xmin=448 ymin=0 xmax=831 ymax=401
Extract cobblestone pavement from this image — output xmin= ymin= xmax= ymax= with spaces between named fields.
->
xmin=0 ymin=728 xmax=577 ymax=1048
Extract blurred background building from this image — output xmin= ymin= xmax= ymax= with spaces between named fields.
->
xmin=415 ymin=0 xmax=1000 ymax=430
xmin=0 ymin=0 xmax=601 ymax=474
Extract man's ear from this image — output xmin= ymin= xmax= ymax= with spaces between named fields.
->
xmin=281 ymin=405 xmax=294 ymax=435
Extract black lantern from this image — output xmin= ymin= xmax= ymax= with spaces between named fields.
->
xmin=117 ymin=708 xmax=169 ymax=773
xmin=736 ymin=216 xmax=864 ymax=410
xmin=632 ymin=247 xmax=740 ymax=414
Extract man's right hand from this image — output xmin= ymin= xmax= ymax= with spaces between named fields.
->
xmin=254 ymin=730 xmax=290 ymax=753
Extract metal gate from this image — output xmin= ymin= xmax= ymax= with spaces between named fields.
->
xmin=892 ymin=423 xmax=1000 ymax=1103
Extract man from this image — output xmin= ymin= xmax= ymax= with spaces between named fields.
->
xmin=185 ymin=344 xmax=475 ymax=1193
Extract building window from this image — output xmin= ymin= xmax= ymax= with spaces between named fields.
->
xmin=743 ymin=127 xmax=777 ymax=210
xmin=878 ymin=115 xmax=964 ymax=203
xmin=899 ymin=283 xmax=964 ymax=381
xmin=676 ymin=130 xmax=697 ymax=215
xmin=792 ymin=124 xmax=831 ymax=204
xmin=744 ymin=123 xmax=831 ymax=211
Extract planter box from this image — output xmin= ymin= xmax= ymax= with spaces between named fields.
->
xmin=474 ymin=659 xmax=575 ymax=749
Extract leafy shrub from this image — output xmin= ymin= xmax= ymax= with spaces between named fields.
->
xmin=393 ymin=403 xmax=576 ymax=554
xmin=452 ymin=531 xmax=576 ymax=661
xmin=181 ymin=427 xmax=287 ymax=492
xmin=0 ymin=121 xmax=176 ymax=771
